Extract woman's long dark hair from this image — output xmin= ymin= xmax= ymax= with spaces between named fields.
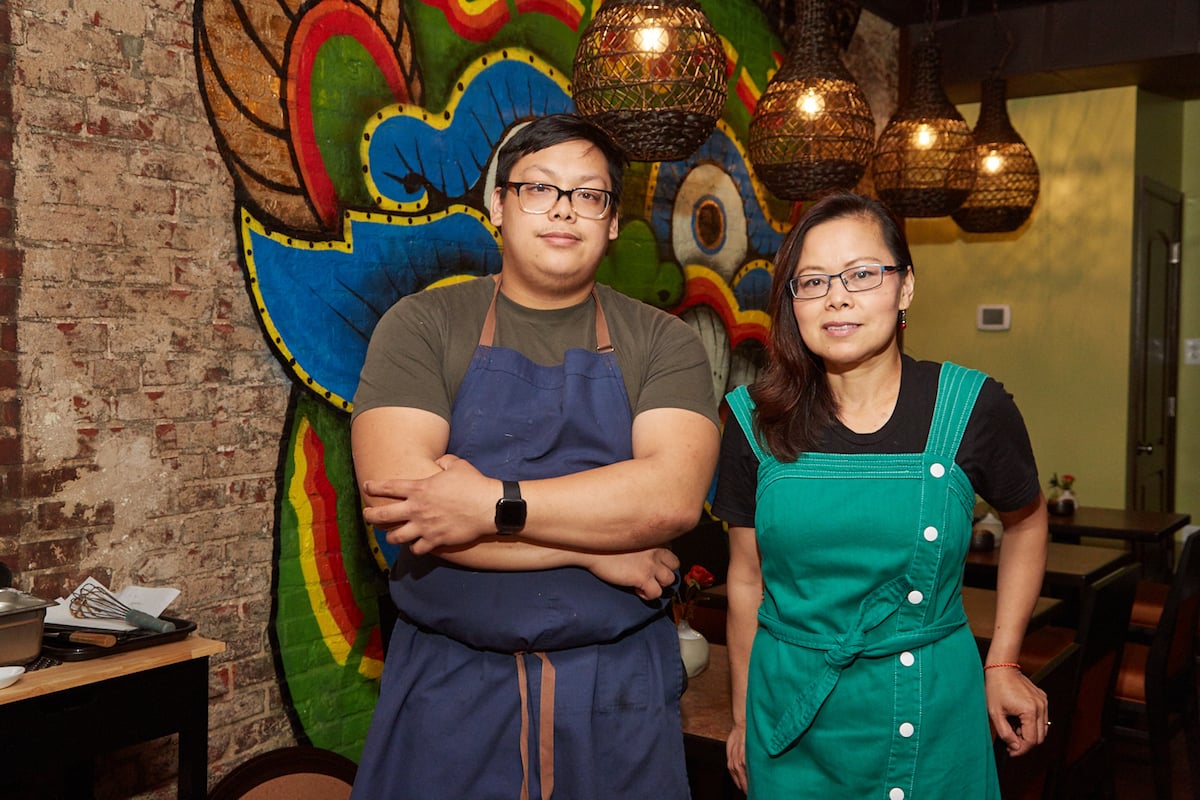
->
xmin=749 ymin=192 xmax=913 ymax=462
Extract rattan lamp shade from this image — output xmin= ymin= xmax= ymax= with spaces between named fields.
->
xmin=572 ymin=0 xmax=727 ymax=162
xmin=872 ymin=40 xmax=976 ymax=217
xmin=747 ymin=0 xmax=875 ymax=200
xmin=951 ymin=77 xmax=1039 ymax=232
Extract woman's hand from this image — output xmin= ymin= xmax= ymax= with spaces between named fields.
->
xmin=986 ymin=666 xmax=1049 ymax=757
xmin=726 ymin=721 xmax=749 ymax=793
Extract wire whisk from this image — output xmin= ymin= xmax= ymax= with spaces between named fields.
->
xmin=69 ymin=582 xmax=176 ymax=633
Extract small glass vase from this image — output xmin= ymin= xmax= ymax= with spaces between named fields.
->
xmin=677 ymin=619 xmax=710 ymax=678
xmin=1047 ymin=489 xmax=1077 ymax=516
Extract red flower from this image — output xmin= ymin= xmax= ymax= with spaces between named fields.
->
xmin=675 ymin=564 xmax=716 ymax=624
xmin=684 ymin=564 xmax=715 ymax=591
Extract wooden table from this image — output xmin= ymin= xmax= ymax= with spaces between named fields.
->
xmin=0 ymin=635 xmax=225 ymax=799
xmin=1048 ymin=506 xmax=1190 ymax=580
xmin=964 ymin=541 xmax=1135 ymax=591
xmin=680 ymin=643 xmax=744 ymax=800
xmin=963 ymin=586 xmax=1062 ymax=653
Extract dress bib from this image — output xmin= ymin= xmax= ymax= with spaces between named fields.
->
xmin=727 ymin=363 xmax=1000 ymax=799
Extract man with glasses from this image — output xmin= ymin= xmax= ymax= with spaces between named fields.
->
xmin=350 ymin=113 xmax=720 ymax=799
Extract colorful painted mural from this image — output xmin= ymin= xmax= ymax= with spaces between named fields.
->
xmin=193 ymin=0 xmax=790 ymax=758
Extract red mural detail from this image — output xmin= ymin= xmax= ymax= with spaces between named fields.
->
xmin=286 ymin=1 xmax=414 ymax=227
xmin=735 ymin=75 xmax=759 ymax=116
xmin=301 ymin=422 xmax=386 ymax=662
xmin=515 ymin=0 xmax=584 ymax=31
xmin=676 ymin=274 xmax=768 ymax=350
xmin=417 ymin=0 xmax=512 ymax=41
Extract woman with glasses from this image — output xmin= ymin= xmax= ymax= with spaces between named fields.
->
xmin=713 ymin=192 xmax=1049 ymax=798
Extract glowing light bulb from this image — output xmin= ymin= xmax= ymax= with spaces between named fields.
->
xmin=913 ymin=124 xmax=937 ymax=149
xmin=983 ymin=149 xmax=1004 ymax=174
xmin=798 ymin=90 xmax=824 ymax=118
xmin=635 ymin=26 xmax=669 ymax=53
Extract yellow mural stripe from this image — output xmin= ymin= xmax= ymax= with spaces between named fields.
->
xmin=290 ymin=417 xmax=353 ymax=665
xmin=684 ymin=263 xmax=772 ymax=331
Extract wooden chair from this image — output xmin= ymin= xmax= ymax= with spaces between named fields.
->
xmin=1112 ymin=533 xmax=1200 ymax=800
xmin=207 ymin=745 xmax=357 ymax=800
xmin=1015 ymin=563 xmax=1141 ymax=799
xmin=996 ymin=642 xmax=1082 ymax=800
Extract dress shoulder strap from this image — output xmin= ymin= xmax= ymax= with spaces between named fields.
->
xmin=925 ymin=362 xmax=987 ymax=462
xmin=725 ymin=385 xmax=771 ymax=462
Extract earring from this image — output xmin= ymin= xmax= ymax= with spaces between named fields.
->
xmin=899 ymin=309 xmax=907 ymax=330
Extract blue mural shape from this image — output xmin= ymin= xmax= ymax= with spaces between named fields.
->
xmin=366 ymin=58 xmax=574 ymax=207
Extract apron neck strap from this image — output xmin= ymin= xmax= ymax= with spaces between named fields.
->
xmin=480 ymin=275 xmax=612 ymax=352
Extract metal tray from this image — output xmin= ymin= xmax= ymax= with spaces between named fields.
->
xmin=40 ymin=615 xmax=197 ymax=661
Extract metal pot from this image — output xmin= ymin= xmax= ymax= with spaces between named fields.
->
xmin=0 ymin=588 xmax=54 ymax=665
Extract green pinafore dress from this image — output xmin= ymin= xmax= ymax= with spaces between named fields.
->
xmin=726 ymin=362 xmax=1000 ymax=799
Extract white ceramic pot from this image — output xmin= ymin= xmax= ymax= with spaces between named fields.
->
xmin=677 ymin=619 xmax=710 ymax=678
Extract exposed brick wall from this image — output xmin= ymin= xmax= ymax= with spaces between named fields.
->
xmin=0 ymin=0 xmax=20 ymax=569
xmin=8 ymin=1 xmax=294 ymax=794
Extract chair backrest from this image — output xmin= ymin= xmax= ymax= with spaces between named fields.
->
xmin=1063 ymin=563 xmax=1140 ymax=764
xmin=1148 ymin=532 xmax=1200 ymax=697
xmin=996 ymin=642 xmax=1082 ymax=800
xmin=207 ymin=745 xmax=358 ymax=800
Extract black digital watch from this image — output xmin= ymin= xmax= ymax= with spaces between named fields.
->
xmin=494 ymin=480 xmax=526 ymax=535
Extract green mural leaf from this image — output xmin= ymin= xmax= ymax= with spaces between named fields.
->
xmin=598 ymin=219 xmax=685 ymax=308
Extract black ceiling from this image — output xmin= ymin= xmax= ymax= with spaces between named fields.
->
xmin=857 ymin=0 xmax=1066 ymax=27
xmin=853 ymin=0 xmax=1200 ymax=103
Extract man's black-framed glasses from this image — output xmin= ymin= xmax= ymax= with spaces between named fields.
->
xmin=786 ymin=264 xmax=909 ymax=300
xmin=506 ymin=182 xmax=613 ymax=220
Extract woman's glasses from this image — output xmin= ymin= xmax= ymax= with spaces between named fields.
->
xmin=787 ymin=265 xmax=908 ymax=299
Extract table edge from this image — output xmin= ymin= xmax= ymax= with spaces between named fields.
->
xmin=0 ymin=635 xmax=225 ymax=705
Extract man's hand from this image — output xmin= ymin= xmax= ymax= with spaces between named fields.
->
xmin=585 ymin=548 xmax=680 ymax=600
xmin=362 ymin=454 xmax=497 ymax=554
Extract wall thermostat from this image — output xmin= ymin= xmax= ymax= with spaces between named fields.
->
xmin=976 ymin=304 xmax=1011 ymax=331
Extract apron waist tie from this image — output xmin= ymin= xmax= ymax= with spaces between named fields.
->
xmin=758 ymin=576 xmax=968 ymax=756
xmin=515 ymin=651 xmax=555 ymax=800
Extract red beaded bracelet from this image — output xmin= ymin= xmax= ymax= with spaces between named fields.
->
xmin=984 ymin=662 xmax=1022 ymax=672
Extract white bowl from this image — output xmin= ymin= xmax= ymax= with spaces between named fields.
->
xmin=0 ymin=665 xmax=25 ymax=689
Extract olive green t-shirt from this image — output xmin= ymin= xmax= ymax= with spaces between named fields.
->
xmin=353 ymin=276 xmax=720 ymax=428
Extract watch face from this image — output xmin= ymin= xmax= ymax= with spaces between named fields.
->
xmin=495 ymin=497 xmax=527 ymax=533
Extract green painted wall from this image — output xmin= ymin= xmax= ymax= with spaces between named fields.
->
xmin=902 ymin=86 xmax=1140 ymax=509
xmin=902 ymin=86 xmax=1199 ymax=524
xmin=1178 ymin=100 xmax=1200 ymax=523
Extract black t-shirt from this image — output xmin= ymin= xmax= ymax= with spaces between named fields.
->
xmin=711 ymin=356 xmax=1040 ymax=529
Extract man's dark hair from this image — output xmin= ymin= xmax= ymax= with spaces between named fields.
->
xmin=495 ymin=114 xmax=628 ymax=208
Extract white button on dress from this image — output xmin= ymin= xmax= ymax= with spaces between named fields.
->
xmin=907 ymin=590 xmax=923 ymax=605
xmin=929 ymin=463 xmax=945 ymax=478
xmin=923 ymin=526 xmax=938 ymax=541
xmin=889 ymin=788 xmax=905 ymax=800
xmin=899 ymin=722 xmax=915 ymax=738
xmin=900 ymin=651 xmax=915 ymax=667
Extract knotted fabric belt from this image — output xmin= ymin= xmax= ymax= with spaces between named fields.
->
xmin=515 ymin=651 xmax=555 ymax=800
xmin=757 ymin=576 xmax=968 ymax=756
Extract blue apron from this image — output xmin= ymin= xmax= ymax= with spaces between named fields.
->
xmin=352 ymin=278 xmax=689 ymax=800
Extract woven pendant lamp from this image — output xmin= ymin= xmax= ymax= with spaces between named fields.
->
xmin=572 ymin=0 xmax=728 ymax=162
xmin=951 ymin=77 xmax=1039 ymax=232
xmin=872 ymin=39 xmax=976 ymax=217
xmin=747 ymin=0 xmax=875 ymax=200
